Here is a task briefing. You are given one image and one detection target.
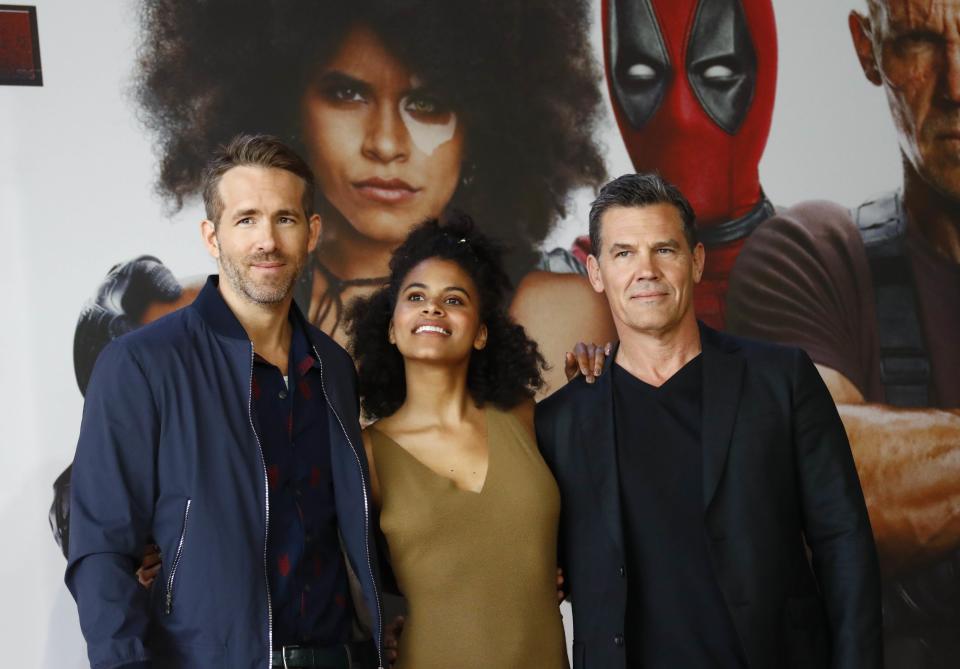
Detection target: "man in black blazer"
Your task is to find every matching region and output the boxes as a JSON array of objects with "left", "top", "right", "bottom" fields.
[{"left": 536, "top": 173, "right": 882, "bottom": 669}]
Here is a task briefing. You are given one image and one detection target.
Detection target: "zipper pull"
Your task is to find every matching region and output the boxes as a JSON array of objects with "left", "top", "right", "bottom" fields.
[{"left": 164, "top": 590, "right": 173, "bottom": 615}]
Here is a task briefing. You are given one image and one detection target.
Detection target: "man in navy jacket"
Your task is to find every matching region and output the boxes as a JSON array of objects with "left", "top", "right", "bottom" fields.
[{"left": 66, "top": 134, "right": 383, "bottom": 669}]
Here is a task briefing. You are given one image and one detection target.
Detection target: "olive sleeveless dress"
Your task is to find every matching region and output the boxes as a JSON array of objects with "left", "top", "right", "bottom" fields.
[{"left": 368, "top": 407, "right": 568, "bottom": 669}]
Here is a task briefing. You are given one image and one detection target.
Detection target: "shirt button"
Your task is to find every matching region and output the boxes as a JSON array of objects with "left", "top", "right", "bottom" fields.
[
  {"left": 304, "top": 584, "right": 312, "bottom": 593},
  {"left": 618, "top": 565, "right": 625, "bottom": 577},
  {"left": 614, "top": 634, "right": 625, "bottom": 647},
  {"left": 278, "top": 389, "right": 288, "bottom": 400}
]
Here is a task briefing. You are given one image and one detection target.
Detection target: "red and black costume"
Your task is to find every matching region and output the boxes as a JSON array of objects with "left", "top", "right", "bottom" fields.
[{"left": 588, "top": 0, "right": 778, "bottom": 329}]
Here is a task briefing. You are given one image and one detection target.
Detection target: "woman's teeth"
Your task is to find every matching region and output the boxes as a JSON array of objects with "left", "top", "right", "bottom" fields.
[{"left": 415, "top": 325, "right": 451, "bottom": 335}]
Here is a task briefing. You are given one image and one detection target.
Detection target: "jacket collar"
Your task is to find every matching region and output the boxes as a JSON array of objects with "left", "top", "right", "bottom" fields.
[
  {"left": 193, "top": 275, "right": 252, "bottom": 341},
  {"left": 583, "top": 338, "right": 622, "bottom": 553},
  {"left": 699, "top": 322, "right": 745, "bottom": 509},
  {"left": 193, "top": 275, "right": 320, "bottom": 365}
]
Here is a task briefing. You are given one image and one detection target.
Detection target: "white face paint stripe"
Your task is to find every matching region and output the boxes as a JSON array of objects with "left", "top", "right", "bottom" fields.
[{"left": 399, "top": 98, "right": 457, "bottom": 157}]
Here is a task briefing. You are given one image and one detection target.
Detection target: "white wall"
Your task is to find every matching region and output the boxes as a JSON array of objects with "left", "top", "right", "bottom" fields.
[
  {"left": 0, "top": 1, "right": 901, "bottom": 665},
  {"left": 0, "top": 2, "right": 207, "bottom": 665}
]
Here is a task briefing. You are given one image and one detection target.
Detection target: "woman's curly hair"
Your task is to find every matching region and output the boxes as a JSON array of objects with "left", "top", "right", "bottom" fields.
[
  {"left": 346, "top": 214, "right": 546, "bottom": 420},
  {"left": 135, "top": 0, "right": 605, "bottom": 278}
]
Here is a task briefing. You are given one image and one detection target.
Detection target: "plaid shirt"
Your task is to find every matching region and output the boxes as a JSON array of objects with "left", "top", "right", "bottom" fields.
[{"left": 251, "top": 317, "right": 353, "bottom": 648}]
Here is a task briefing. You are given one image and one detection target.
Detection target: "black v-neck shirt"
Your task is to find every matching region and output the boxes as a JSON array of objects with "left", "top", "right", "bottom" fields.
[{"left": 612, "top": 355, "right": 744, "bottom": 668}]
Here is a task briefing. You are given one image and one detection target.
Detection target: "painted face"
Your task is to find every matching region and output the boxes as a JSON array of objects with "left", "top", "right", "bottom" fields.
[
  {"left": 205, "top": 166, "right": 320, "bottom": 305},
  {"left": 301, "top": 24, "right": 466, "bottom": 245},
  {"left": 390, "top": 258, "right": 487, "bottom": 364},
  {"left": 868, "top": 0, "right": 960, "bottom": 200},
  {"left": 587, "top": 204, "right": 705, "bottom": 336},
  {"left": 603, "top": 0, "right": 777, "bottom": 224}
]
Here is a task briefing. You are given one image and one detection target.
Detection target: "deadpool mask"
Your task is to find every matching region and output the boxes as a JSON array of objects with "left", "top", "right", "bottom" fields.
[{"left": 604, "top": 0, "right": 777, "bottom": 225}]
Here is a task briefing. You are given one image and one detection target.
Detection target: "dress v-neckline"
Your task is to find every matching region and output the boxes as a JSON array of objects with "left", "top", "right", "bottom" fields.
[{"left": 371, "top": 409, "right": 493, "bottom": 496}]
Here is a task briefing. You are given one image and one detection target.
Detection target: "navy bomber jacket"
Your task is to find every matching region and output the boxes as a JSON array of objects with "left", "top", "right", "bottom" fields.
[{"left": 66, "top": 276, "right": 383, "bottom": 669}]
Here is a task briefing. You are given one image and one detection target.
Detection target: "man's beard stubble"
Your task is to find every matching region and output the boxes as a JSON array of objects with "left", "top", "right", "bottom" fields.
[{"left": 219, "top": 249, "right": 305, "bottom": 305}]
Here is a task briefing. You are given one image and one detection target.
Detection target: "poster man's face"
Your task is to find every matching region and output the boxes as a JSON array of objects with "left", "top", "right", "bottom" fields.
[
  {"left": 587, "top": 204, "right": 705, "bottom": 336},
  {"left": 852, "top": 0, "right": 960, "bottom": 200},
  {"left": 203, "top": 165, "right": 320, "bottom": 305},
  {"left": 301, "top": 24, "right": 466, "bottom": 246}
]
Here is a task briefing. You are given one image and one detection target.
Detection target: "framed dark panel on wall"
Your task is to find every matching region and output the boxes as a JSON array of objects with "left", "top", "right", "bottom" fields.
[{"left": 0, "top": 4, "right": 42, "bottom": 86}]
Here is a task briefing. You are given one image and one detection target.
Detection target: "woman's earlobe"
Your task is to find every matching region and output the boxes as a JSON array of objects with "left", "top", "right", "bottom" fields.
[{"left": 474, "top": 325, "right": 488, "bottom": 350}]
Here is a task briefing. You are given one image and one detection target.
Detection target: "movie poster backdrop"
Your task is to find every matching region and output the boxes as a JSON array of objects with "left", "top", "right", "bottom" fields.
[{"left": 2, "top": 0, "right": 955, "bottom": 667}]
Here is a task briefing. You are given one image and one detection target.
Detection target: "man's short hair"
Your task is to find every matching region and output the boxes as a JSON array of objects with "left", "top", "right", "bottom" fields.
[
  {"left": 588, "top": 172, "right": 698, "bottom": 255},
  {"left": 201, "top": 133, "right": 316, "bottom": 226}
]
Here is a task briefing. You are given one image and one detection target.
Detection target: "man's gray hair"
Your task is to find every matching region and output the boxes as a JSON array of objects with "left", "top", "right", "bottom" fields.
[{"left": 588, "top": 172, "right": 697, "bottom": 256}]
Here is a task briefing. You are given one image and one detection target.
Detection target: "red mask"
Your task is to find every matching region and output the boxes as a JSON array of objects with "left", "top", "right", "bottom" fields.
[{"left": 602, "top": 0, "right": 777, "bottom": 225}]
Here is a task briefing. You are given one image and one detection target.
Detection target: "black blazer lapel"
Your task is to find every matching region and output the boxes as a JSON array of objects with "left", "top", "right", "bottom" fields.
[
  {"left": 700, "top": 324, "right": 745, "bottom": 509},
  {"left": 583, "top": 344, "right": 624, "bottom": 554}
]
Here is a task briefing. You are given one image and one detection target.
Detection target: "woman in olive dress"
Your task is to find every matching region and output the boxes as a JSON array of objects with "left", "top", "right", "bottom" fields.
[{"left": 349, "top": 215, "right": 568, "bottom": 669}]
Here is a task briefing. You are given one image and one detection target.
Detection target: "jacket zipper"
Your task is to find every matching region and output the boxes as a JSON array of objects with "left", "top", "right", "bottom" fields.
[
  {"left": 163, "top": 498, "right": 192, "bottom": 615},
  {"left": 248, "top": 344, "right": 274, "bottom": 669},
  {"left": 314, "top": 347, "right": 384, "bottom": 669}
]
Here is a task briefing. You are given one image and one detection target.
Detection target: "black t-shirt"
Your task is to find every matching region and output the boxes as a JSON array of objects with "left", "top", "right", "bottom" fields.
[{"left": 613, "top": 356, "right": 743, "bottom": 668}]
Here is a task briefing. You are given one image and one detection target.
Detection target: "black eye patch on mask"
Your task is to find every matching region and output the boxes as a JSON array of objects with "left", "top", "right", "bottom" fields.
[
  {"left": 686, "top": 0, "right": 758, "bottom": 134},
  {"left": 608, "top": 0, "right": 670, "bottom": 129}
]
